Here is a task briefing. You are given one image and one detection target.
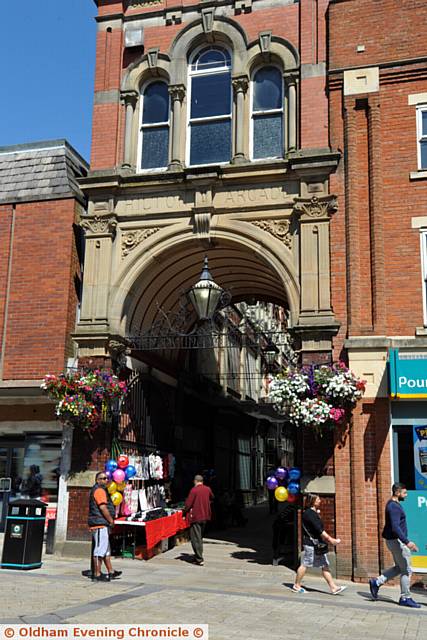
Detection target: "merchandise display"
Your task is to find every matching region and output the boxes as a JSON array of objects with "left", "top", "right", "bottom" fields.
[{"left": 106, "top": 450, "right": 185, "bottom": 559}]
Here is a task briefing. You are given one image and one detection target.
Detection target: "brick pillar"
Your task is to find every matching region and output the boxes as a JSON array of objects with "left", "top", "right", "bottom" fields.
[
  {"left": 334, "top": 424, "right": 353, "bottom": 578},
  {"left": 344, "top": 97, "right": 362, "bottom": 334},
  {"left": 367, "top": 95, "right": 386, "bottom": 334}
]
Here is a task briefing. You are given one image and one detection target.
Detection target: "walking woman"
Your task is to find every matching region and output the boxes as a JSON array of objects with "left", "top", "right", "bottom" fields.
[{"left": 292, "top": 493, "right": 346, "bottom": 595}]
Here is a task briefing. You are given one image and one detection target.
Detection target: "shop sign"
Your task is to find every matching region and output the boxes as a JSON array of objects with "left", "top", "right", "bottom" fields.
[
  {"left": 389, "top": 348, "right": 427, "bottom": 398},
  {"left": 405, "top": 491, "right": 427, "bottom": 572},
  {"left": 413, "top": 427, "right": 427, "bottom": 490}
]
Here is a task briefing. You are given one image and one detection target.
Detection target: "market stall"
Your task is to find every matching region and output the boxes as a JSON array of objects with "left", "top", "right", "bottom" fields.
[{"left": 103, "top": 452, "right": 189, "bottom": 560}]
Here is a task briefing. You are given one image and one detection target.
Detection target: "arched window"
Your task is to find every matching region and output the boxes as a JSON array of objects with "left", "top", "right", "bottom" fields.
[
  {"left": 251, "top": 66, "right": 283, "bottom": 160},
  {"left": 188, "top": 46, "right": 232, "bottom": 166},
  {"left": 139, "top": 81, "right": 170, "bottom": 170}
]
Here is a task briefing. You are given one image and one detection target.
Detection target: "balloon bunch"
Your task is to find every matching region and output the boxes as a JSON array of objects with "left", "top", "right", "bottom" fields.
[
  {"left": 266, "top": 467, "right": 301, "bottom": 503},
  {"left": 104, "top": 454, "right": 137, "bottom": 506}
]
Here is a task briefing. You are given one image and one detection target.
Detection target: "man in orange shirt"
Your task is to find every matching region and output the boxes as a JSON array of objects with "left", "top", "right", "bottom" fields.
[
  {"left": 184, "top": 475, "right": 214, "bottom": 566},
  {"left": 88, "top": 471, "right": 122, "bottom": 582}
]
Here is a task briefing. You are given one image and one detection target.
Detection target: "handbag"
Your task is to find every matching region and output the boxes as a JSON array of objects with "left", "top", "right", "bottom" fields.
[{"left": 302, "top": 522, "right": 329, "bottom": 556}]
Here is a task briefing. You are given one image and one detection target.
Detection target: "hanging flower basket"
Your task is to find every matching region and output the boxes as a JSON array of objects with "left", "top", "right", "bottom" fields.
[
  {"left": 41, "top": 369, "right": 127, "bottom": 432},
  {"left": 268, "top": 362, "right": 366, "bottom": 434}
]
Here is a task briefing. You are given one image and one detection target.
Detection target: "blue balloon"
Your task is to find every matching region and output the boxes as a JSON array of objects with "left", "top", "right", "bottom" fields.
[
  {"left": 287, "top": 482, "right": 300, "bottom": 495},
  {"left": 105, "top": 459, "right": 118, "bottom": 473},
  {"left": 125, "top": 464, "right": 137, "bottom": 479},
  {"left": 288, "top": 467, "right": 301, "bottom": 481}
]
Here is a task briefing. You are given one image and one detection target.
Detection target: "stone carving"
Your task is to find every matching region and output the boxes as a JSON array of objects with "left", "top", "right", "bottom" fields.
[
  {"left": 193, "top": 211, "right": 211, "bottom": 239},
  {"left": 232, "top": 76, "right": 249, "bottom": 94},
  {"left": 251, "top": 219, "right": 292, "bottom": 248},
  {"left": 294, "top": 196, "right": 338, "bottom": 219},
  {"left": 168, "top": 84, "right": 186, "bottom": 102},
  {"left": 201, "top": 7, "right": 215, "bottom": 34},
  {"left": 147, "top": 47, "right": 159, "bottom": 69},
  {"left": 122, "top": 228, "right": 161, "bottom": 257},
  {"left": 108, "top": 339, "right": 131, "bottom": 367},
  {"left": 259, "top": 31, "right": 272, "bottom": 54},
  {"left": 81, "top": 216, "right": 117, "bottom": 237}
]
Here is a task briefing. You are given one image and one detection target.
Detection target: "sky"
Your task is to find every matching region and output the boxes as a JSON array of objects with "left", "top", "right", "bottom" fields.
[{"left": 0, "top": 1, "right": 97, "bottom": 162}]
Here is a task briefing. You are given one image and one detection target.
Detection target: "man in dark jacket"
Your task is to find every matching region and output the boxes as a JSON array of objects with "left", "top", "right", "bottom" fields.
[
  {"left": 88, "top": 471, "right": 122, "bottom": 582},
  {"left": 184, "top": 475, "right": 214, "bottom": 566},
  {"left": 369, "top": 483, "right": 420, "bottom": 608}
]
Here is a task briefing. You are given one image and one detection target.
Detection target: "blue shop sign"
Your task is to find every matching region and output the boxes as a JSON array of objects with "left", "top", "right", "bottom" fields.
[{"left": 389, "top": 348, "right": 427, "bottom": 398}]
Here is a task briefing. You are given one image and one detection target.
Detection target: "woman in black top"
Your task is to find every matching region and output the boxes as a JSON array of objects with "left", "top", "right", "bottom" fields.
[{"left": 292, "top": 493, "right": 346, "bottom": 595}]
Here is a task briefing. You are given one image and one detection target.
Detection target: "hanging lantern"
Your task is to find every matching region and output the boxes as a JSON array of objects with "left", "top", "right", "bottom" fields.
[{"left": 187, "top": 257, "right": 224, "bottom": 321}]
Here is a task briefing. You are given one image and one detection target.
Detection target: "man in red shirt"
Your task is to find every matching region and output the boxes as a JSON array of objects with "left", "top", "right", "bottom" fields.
[{"left": 184, "top": 475, "right": 214, "bottom": 566}]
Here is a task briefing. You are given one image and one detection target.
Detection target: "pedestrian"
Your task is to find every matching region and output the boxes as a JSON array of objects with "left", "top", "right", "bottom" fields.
[
  {"left": 88, "top": 471, "right": 122, "bottom": 582},
  {"left": 183, "top": 474, "right": 214, "bottom": 566},
  {"left": 369, "top": 483, "right": 420, "bottom": 608},
  {"left": 292, "top": 493, "right": 346, "bottom": 595}
]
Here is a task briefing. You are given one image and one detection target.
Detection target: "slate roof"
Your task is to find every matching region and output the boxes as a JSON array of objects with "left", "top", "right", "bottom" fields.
[{"left": 0, "top": 139, "right": 89, "bottom": 205}]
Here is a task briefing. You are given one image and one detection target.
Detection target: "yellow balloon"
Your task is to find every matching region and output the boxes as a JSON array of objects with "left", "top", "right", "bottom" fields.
[
  {"left": 107, "top": 481, "right": 117, "bottom": 495},
  {"left": 111, "top": 491, "right": 123, "bottom": 506},
  {"left": 116, "top": 481, "right": 127, "bottom": 491},
  {"left": 275, "top": 486, "right": 288, "bottom": 502}
]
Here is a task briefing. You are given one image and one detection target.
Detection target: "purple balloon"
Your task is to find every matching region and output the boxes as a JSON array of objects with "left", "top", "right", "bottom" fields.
[
  {"left": 266, "top": 476, "right": 279, "bottom": 490},
  {"left": 275, "top": 467, "right": 288, "bottom": 481}
]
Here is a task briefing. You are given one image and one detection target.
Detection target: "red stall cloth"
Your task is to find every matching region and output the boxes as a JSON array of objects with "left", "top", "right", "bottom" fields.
[{"left": 145, "top": 511, "right": 189, "bottom": 549}]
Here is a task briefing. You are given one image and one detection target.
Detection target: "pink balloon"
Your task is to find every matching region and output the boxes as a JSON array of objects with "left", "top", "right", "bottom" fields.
[{"left": 112, "top": 469, "right": 125, "bottom": 483}]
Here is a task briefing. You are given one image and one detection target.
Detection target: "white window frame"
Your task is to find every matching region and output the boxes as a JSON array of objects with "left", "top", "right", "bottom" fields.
[
  {"left": 186, "top": 45, "right": 233, "bottom": 168},
  {"left": 420, "top": 230, "right": 427, "bottom": 325},
  {"left": 137, "top": 79, "right": 170, "bottom": 173},
  {"left": 416, "top": 105, "right": 427, "bottom": 171},
  {"left": 250, "top": 64, "right": 284, "bottom": 161}
]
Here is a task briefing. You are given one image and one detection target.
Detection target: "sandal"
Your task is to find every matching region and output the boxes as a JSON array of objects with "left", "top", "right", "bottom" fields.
[
  {"left": 331, "top": 586, "right": 347, "bottom": 595},
  {"left": 291, "top": 585, "right": 306, "bottom": 593}
]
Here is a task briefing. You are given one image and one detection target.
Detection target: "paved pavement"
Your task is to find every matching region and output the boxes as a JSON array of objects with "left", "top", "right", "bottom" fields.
[{"left": 0, "top": 505, "right": 426, "bottom": 640}]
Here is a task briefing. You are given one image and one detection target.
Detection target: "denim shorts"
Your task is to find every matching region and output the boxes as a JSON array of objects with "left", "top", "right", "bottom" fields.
[{"left": 302, "top": 544, "right": 329, "bottom": 568}]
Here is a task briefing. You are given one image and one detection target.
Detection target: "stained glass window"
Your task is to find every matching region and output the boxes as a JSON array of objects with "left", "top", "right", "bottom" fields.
[
  {"left": 252, "top": 66, "right": 284, "bottom": 160},
  {"left": 188, "top": 46, "right": 232, "bottom": 166},
  {"left": 140, "top": 81, "right": 170, "bottom": 170}
]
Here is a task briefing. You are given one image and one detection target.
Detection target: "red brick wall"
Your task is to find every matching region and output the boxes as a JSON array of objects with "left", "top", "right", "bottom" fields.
[
  {"left": 67, "top": 422, "right": 113, "bottom": 541},
  {"left": 90, "top": 0, "right": 329, "bottom": 169},
  {"left": 0, "top": 204, "right": 13, "bottom": 362},
  {"left": 1, "top": 198, "right": 80, "bottom": 380},
  {"left": 328, "top": 0, "right": 427, "bottom": 71},
  {"left": 328, "top": 0, "right": 427, "bottom": 579}
]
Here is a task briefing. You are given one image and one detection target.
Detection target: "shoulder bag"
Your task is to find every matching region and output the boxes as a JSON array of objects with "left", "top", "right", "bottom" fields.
[{"left": 302, "top": 522, "right": 329, "bottom": 556}]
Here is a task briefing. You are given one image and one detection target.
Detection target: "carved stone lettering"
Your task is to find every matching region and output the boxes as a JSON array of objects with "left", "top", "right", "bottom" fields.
[
  {"left": 122, "top": 228, "right": 161, "bottom": 257},
  {"left": 217, "top": 186, "right": 291, "bottom": 207}
]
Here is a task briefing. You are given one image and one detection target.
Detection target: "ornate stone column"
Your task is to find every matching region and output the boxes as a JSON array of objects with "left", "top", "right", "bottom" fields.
[
  {"left": 232, "top": 75, "right": 249, "bottom": 163},
  {"left": 168, "top": 84, "right": 186, "bottom": 169},
  {"left": 285, "top": 72, "right": 298, "bottom": 152},
  {"left": 294, "top": 195, "right": 337, "bottom": 320},
  {"left": 121, "top": 91, "right": 138, "bottom": 168},
  {"left": 79, "top": 209, "right": 117, "bottom": 326}
]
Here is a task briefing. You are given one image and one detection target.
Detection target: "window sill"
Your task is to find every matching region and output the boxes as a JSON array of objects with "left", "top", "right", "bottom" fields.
[
  {"left": 409, "top": 170, "right": 427, "bottom": 180},
  {"left": 415, "top": 326, "right": 427, "bottom": 336}
]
